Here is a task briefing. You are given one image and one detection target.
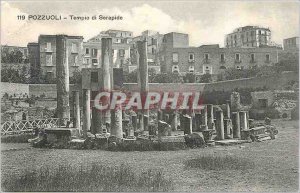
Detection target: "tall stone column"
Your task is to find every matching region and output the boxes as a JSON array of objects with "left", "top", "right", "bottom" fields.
[
  {"left": 131, "top": 114, "right": 138, "bottom": 132},
  {"left": 239, "top": 111, "right": 248, "bottom": 130},
  {"left": 215, "top": 110, "right": 224, "bottom": 140},
  {"left": 230, "top": 92, "right": 241, "bottom": 112},
  {"left": 200, "top": 106, "right": 208, "bottom": 131},
  {"left": 111, "top": 107, "right": 123, "bottom": 138},
  {"left": 73, "top": 91, "right": 80, "bottom": 129},
  {"left": 194, "top": 113, "right": 202, "bottom": 131},
  {"left": 224, "top": 119, "right": 233, "bottom": 139},
  {"left": 56, "top": 35, "right": 70, "bottom": 125},
  {"left": 82, "top": 89, "right": 91, "bottom": 138},
  {"left": 182, "top": 114, "right": 192, "bottom": 135},
  {"left": 170, "top": 111, "right": 178, "bottom": 131},
  {"left": 226, "top": 100, "right": 231, "bottom": 119},
  {"left": 137, "top": 41, "right": 149, "bottom": 132},
  {"left": 207, "top": 104, "right": 214, "bottom": 130},
  {"left": 232, "top": 112, "right": 241, "bottom": 138},
  {"left": 157, "top": 110, "right": 163, "bottom": 121},
  {"left": 92, "top": 106, "right": 102, "bottom": 134},
  {"left": 101, "top": 38, "right": 112, "bottom": 125}
]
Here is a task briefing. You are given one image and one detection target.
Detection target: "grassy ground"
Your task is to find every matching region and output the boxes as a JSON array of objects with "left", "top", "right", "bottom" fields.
[{"left": 1, "top": 119, "right": 298, "bottom": 192}]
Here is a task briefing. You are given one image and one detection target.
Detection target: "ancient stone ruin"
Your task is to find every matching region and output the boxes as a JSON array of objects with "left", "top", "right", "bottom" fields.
[{"left": 29, "top": 38, "right": 279, "bottom": 150}]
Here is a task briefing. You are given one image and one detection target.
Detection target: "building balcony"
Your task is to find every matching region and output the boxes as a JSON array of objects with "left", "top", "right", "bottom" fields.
[
  {"left": 188, "top": 59, "right": 195, "bottom": 63},
  {"left": 265, "top": 60, "right": 271, "bottom": 63},
  {"left": 71, "top": 50, "right": 78, "bottom": 54},
  {"left": 172, "top": 60, "right": 179, "bottom": 64}
]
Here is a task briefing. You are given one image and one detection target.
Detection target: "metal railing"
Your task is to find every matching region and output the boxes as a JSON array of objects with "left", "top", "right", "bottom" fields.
[{"left": 1, "top": 118, "right": 60, "bottom": 135}]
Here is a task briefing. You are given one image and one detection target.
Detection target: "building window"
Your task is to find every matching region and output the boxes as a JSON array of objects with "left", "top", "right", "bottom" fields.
[
  {"left": 250, "top": 53, "right": 255, "bottom": 63},
  {"left": 266, "top": 54, "right": 270, "bottom": 62},
  {"left": 220, "top": 53, "right": 225, "bottom": 63},
  {"left": 235, "top": 53, "right": 240, "bottom": 62},
  {"left": 46, "top": 42, "right": 51, "bottom": 52},
  {"left": 92, "top": 49, "right": 98, "bottom": 57},
  {"left": 189, "top": 66, "right": 194, "bottom": 73},
  {"left": 92, "top": 59, "right": 98, "bottom": 65},
  {"left": 91, "top": 72, "right": 98, "bottom": 82},
  {"left": 204, "top": 53, "right": 209, "bottom": 63},
  {"left": 204, "top": 53, "right": 209, "bottom": 60},
  {"left": 85, "top": 48, "right": 89, "bottom": 54},
  {"left": 46, "top": 54, "right": 52, "bottom": 66},
  {"left": 71, "top": 43, "right": 77, "bottom": 53},
  {"left": 152, "top": 48, "right": 155, "bottom": 54},
  {"left": 119, "top": 49, "right": 125, "bottom": 57},
  {"left": 189, "top": 53, "right": 194, "bottom": 62},
  {"left": 73, "top": 55, "right": 78, "bottom": 66},
  {"left": 172, "top": 53, "right": 178, "bottom": 63},
  {"left": 172, "top": 65, "right": 179, "bottom": 73},
  {"left": 85, "top": 58, "right": 90, "bottom": 64}
]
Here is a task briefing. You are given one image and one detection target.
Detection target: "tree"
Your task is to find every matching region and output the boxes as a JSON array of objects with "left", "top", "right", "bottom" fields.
[
  {"left": 199, "top": 73, "right": 212, "bottom": 83},
  {"left": 124, "top": 69, "right": 138, "bottom": 83}
]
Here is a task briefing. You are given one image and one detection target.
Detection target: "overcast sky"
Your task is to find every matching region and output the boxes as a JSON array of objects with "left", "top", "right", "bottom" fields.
[{"left": 1, "top": 0, "right": 299, "bottom": 47}]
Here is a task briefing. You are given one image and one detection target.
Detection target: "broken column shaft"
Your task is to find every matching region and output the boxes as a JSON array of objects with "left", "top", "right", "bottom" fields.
[
  {"left": 200, "top": 106, "right": 208, "bottom": 131},
  {"left": 215, "top": 110, "right": 225, "bottom": 140},
  {"left": 239, "top": 111, "right": 248, "bottom": 130},
  {"left": 56, "top": 35, "right": 70, "bottom": 125},
  {"left": 92, "top": 106, "right": 102, "bottom": 134},
  {"left": 111, "top": 107, "right": 123, "bottom": 138},
  {"left": 207, "top": 104, "right": 214, "bottom": 130},
  {"left": 232, "top": 112, "right": 241, "bottom": 138}
]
